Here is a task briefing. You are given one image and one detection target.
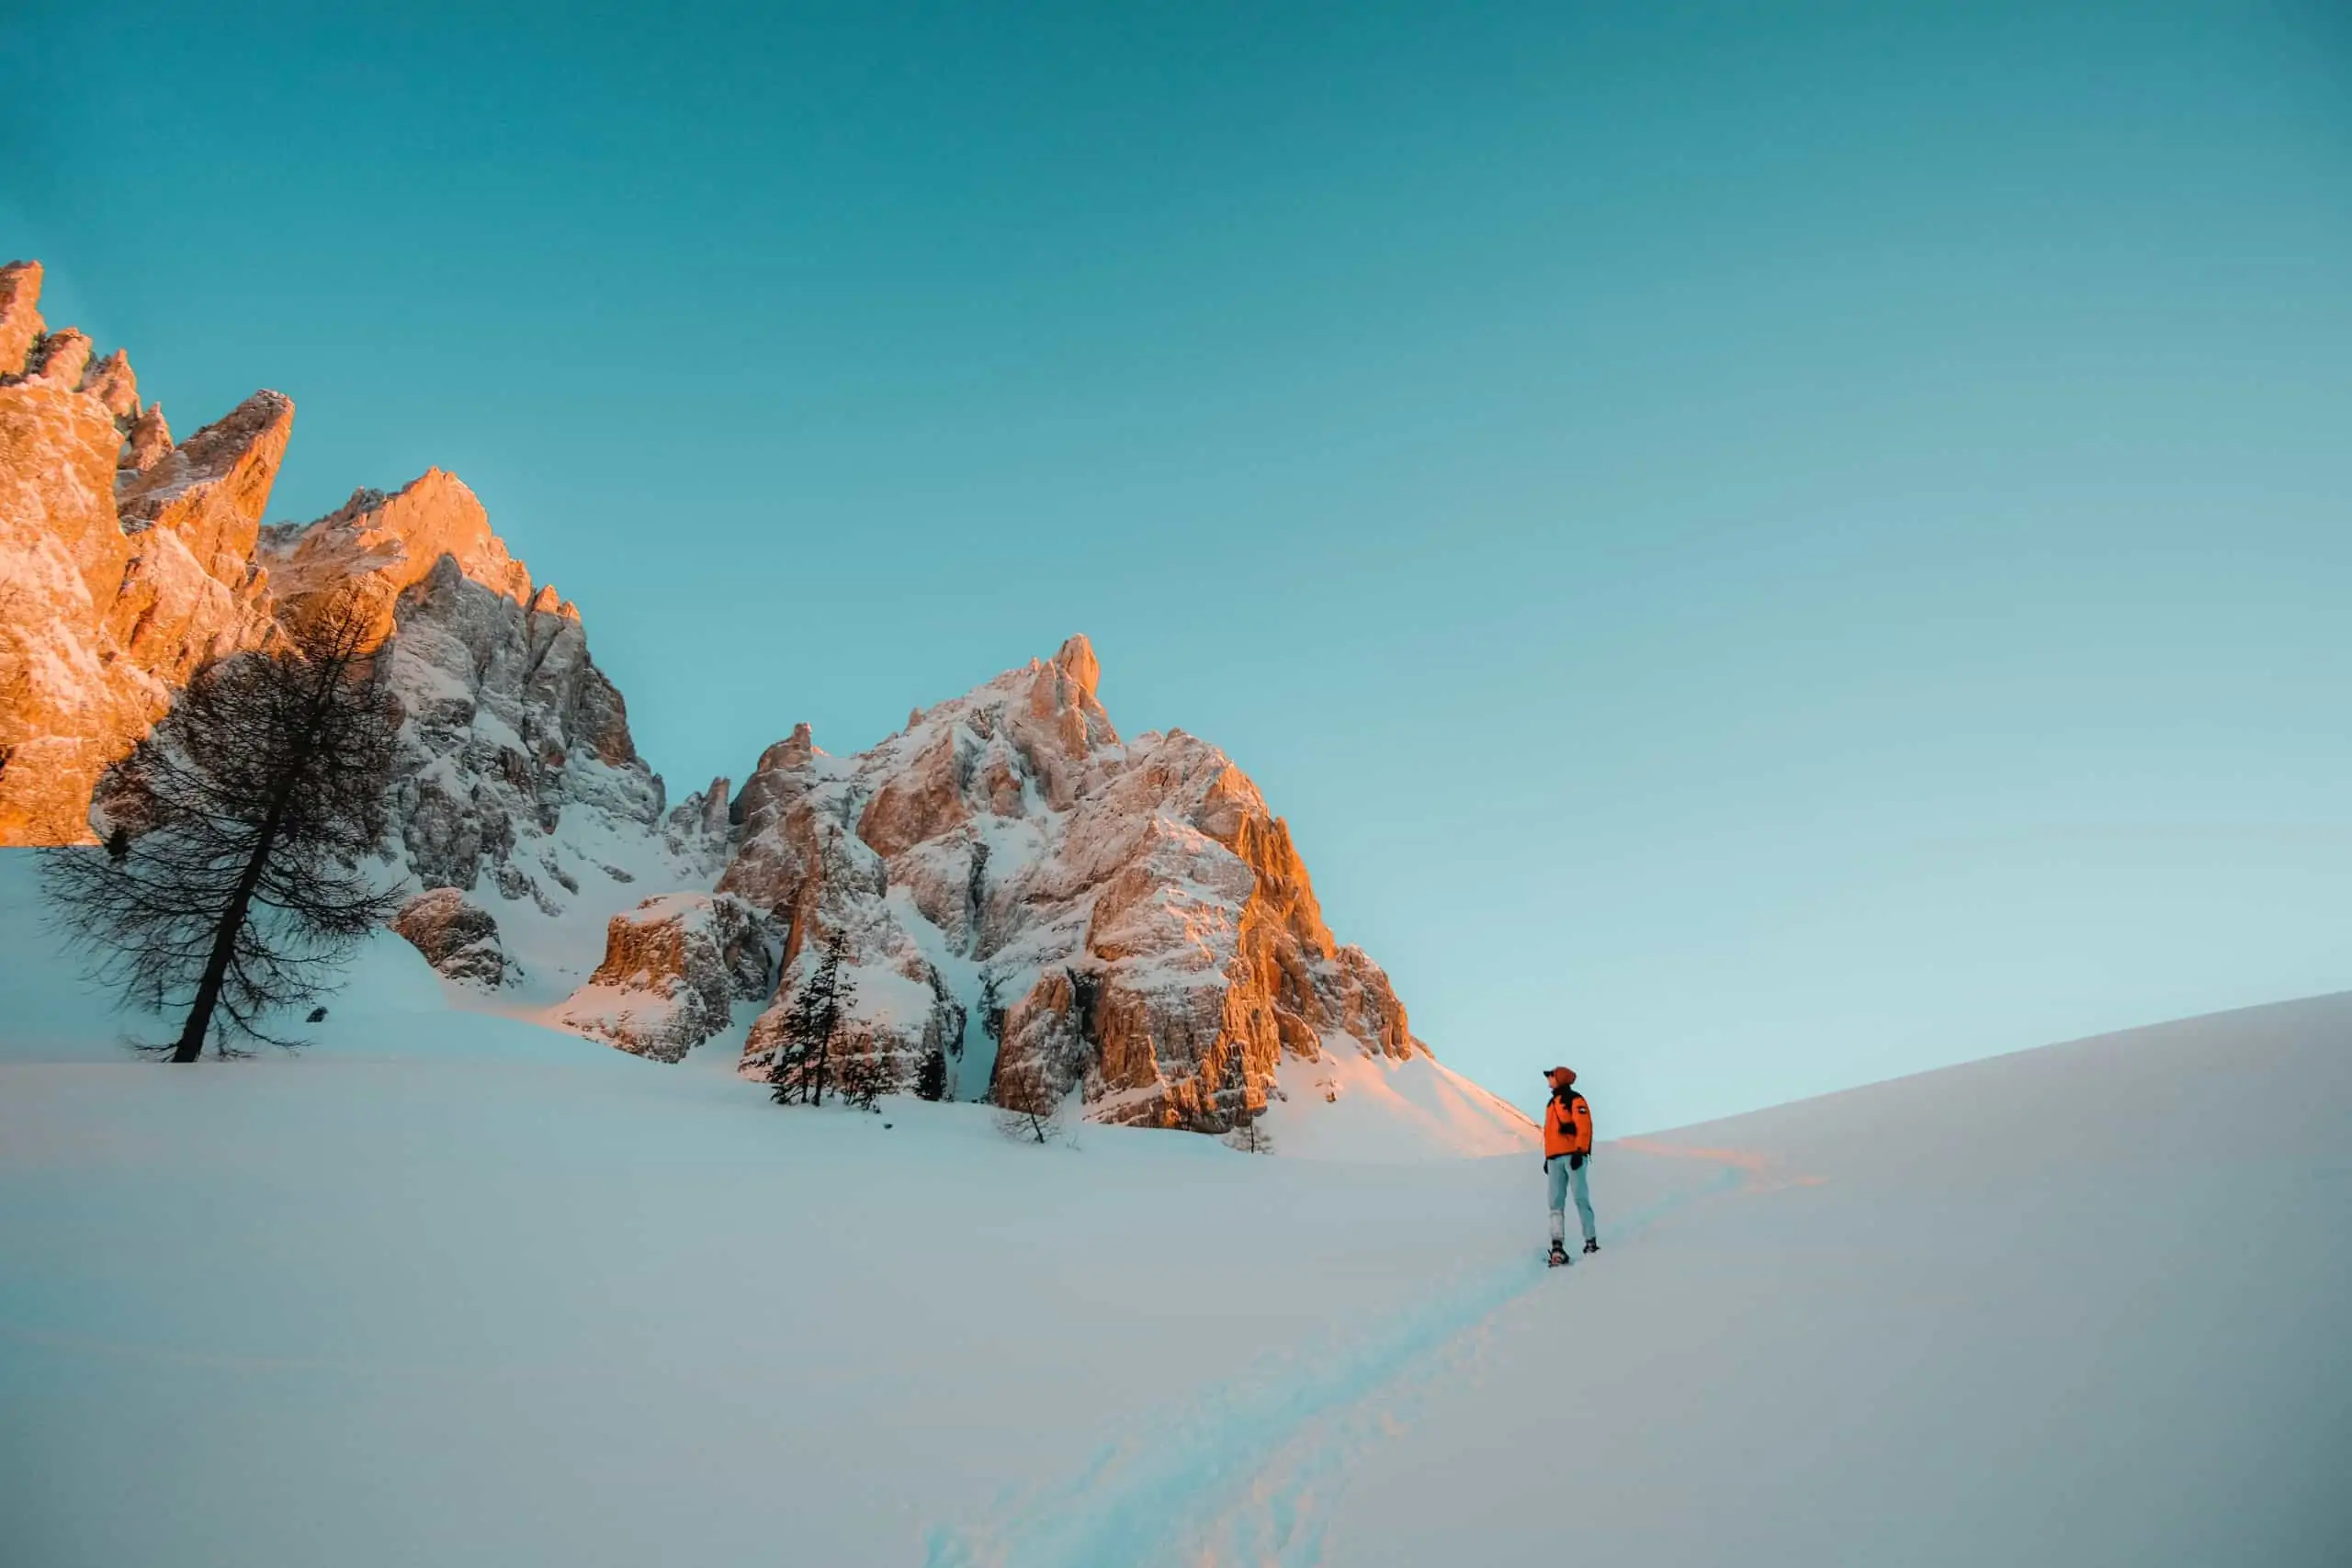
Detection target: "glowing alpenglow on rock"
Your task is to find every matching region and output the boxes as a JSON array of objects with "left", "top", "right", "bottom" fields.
[
  {"left": 0, "top": 257, "right": 1527, "bottom": 1150},
  {"left": 1, "top": 261, "right": 292, "bottom": 841},
  {"left": 706, "top": 634, "right": 1476, "bottom": 1134}
]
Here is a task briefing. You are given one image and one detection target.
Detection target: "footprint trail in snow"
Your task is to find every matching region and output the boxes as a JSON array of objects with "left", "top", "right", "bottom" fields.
[{"left": 923, "top": 1145, "right": 1781, "bottom": 1568}]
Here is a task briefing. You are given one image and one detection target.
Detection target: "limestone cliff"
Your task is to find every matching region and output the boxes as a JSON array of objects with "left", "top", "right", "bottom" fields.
[
  {"left": 712, "top": 636, "right": 1423, "bottom": 1132},
  {"left": 558, "top": 893, "right": 775, "bottom": 1062},
  {"left": 0, "top": 260, "right": 289, "bottom": 842},
  {"left": 0, "top": 258, "right": 1502, "bottom": 1150},
  {"left": 0, "top": 261, "right": 675, "bottom": 993},
  {"left": 258, "top": 471, "right": 663, "bottom": 934}
]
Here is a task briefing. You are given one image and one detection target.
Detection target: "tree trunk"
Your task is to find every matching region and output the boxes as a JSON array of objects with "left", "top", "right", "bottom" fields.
[{"left": 169, "top": 789, "right": 290, "bottom": 1062}]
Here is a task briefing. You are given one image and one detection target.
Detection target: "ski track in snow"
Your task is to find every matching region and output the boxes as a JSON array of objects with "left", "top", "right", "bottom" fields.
[{"left": 923, "top": 1145, "right": 1789, "bottom": 1568}]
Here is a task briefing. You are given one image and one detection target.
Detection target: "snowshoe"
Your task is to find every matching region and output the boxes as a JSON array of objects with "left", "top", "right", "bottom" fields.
[
  {"left": 1547, "top": 1244, "right": 1572, "bottom": 1269},
  {"left": 1584, "top": 1237, "right": 1600, "bottom": 1255}
]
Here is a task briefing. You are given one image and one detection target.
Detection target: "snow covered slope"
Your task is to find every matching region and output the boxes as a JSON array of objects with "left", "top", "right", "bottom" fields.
[
  {"left": 1222, "top": 999, "right": 2352, "bottom": 1568},
  {"left": 3, "top": 853, "right": 2342, "bottom": 1568},
  {"left": 1261, "top": 1043, "right": 1536, "bottom": 1160}
]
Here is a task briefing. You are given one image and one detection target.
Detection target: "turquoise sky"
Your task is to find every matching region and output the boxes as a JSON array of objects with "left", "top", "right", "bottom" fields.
[{"left": 9, "top": 1, "right": 2349, "bottom": 1132}]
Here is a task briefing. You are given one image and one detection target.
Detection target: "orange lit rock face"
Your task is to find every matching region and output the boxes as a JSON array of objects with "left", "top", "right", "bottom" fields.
[
  {"left": 0, "top": 381, "right": 149, "bottom": 841},
  {"left": 123, "top": 404, "right": 172, "bottom": 474},
  {"left": 80, "top": 350, "right": 140, "bottom": 422},
  {"left": 558, "top": 893, "right": 775, "bottom": 1063},
  {"left": 1, "top": 259, "right": 1429, "bottom": 1122},
  {"left": 252, "top": 472, "right": 661, "bottom": 912},
  {"left": 723, "top": 635, "right": 1423, "bottom": 1131},
  {"left": 0, "top": 262, "right": 647, "bottom": 904},
  {"left": 106, "top": 390, "right": 292, "bottom": 689},
  {"left": 0, "top": 262, "right": 46, "bottom": 377},
  {"left": 117, "top": 390, "right": 291, "bottom": 555},
  {"left": 0, "top": 261, "right": 293, "bottom": 842},
  {"left": 262, "top": 468, "right": 536, "bottom": 643}
]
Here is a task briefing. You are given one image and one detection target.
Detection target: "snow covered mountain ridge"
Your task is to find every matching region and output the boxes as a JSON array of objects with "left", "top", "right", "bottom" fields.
[
  {"left": 695, "top": 632, "right": 1502, "bottom": 1135},
  {"left": 0, "top": 257, "right": 1529, "bottom": 1150}
]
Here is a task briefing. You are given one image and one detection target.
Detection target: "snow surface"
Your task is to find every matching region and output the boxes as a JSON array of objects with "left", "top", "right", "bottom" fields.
[
  {"left": 1261, "top": 1035, "right": 1537, "bottom": 1161},
  {"left": 2, "top": 848, "right": 2345, "bottom": 1567}
]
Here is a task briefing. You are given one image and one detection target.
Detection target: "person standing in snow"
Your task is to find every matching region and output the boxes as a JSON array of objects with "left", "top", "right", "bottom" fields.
[{"left": 1543, "top": 1067, "right": 1598, "bottom": 1266}]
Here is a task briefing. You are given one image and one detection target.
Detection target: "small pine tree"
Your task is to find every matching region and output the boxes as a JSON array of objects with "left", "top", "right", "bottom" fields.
[
  {"left": 1219, "top": 1037, "right": 1272, "bottom": 1154},
  {"left": 915, "top": 1044, "right": 948, "bottom": 1101},
  {"left": 767, "top": 929, "right": 857, "bottom": 1107},
  {"left": 839, "top": 1038, "right": 900, "bottom": 1111},
  {"left": 1227, "top": 1089, "right": 1272, "bottom": 1155}
]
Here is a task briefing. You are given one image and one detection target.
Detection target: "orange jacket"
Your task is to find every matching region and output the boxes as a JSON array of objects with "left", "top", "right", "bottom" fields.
[{"left": 1544, "top": 1092, "right": 1592, "bottom": 1159}]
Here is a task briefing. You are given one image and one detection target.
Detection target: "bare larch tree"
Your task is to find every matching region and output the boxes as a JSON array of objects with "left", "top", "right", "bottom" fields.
[
  {"left": 42, "top": 591, "right": 401, "bottom": 1061},
  {"left": 990, "top": 965, "right": 1096, "bottom": 1145}
]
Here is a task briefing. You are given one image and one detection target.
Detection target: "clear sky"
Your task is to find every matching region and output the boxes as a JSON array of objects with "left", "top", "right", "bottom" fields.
[{"left": 8, "top": 1, "right": 2349, "bottom": 1133}]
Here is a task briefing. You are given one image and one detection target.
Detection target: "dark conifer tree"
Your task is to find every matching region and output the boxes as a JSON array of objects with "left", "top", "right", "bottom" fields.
[
  {"left": 42, "top": 590, "right": 402, "bottom": 1061},
  {"left": 914, "top": 1044, "right": 948, "bottom": 1102},
  {"left": 1222, "top": 1039, "right": 1271, "bottom": 1154},
  {"left": 767, "top": 929, "right": 856, "bottom": 1106},
  {"left": 839, "top": 1035, "right": 901, "bottom": 1111}
]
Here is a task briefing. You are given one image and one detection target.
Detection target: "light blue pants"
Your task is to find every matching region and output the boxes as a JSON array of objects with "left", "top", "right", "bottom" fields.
[{"left": 1548, "top": 1156, "right": 1596, "bottom": 1246}]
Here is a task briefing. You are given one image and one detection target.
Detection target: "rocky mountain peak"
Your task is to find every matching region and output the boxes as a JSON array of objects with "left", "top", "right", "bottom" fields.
[
  {"left": 0, "top": 261, "right": 671, "bottom": 992},
  {"left": 677, "top": 636, "right": 1425, "bottom": 1132},
  {"left": 79, "top": 349, "right": 140, "bottom": 422},
  {"left": 123, "top": 404, "right": 172, "bottom": 474},
  {"left": 0, "top": 260, "right": 44, "bottom": 374},
  {"left": 1, "top": 273, "right": 291, "bottom": 842},
  {"left": 262, "top": 468, "right": 534, "bottom": 631},
  {"left": 1, "top": 260, "right": 1495, "bottom": 1153},
  {"left": 27, "top": 328, "right": 93, "bottom": 389},
  {"left": 116, "top": 390, "right": 294, "bottom": 568},
  {"left": 1052, "top": 632, "right": 1100, "bottom": 697}
]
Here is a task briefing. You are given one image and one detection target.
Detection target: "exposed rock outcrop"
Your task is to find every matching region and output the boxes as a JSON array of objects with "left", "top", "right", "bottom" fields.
[
  {"left": 122, "top": 403, "right": 172, "bottom": 474},
  {"left": 663, "top": 773, "right": 734, "bottom": 873},
  {"left": 80, "top": 349, "right": 140, "bottom": 422},
  {"left": 258, "top": 470, "right": 664, "bottom": 919},
  {"left": 0, "top": 259, "right": 289, "bottom": 842},
  {"left": 1, "top": 260, "right": 1474, "bottom": 1147},
  {"left": 0, "top": 263, "right": 665, "bottom": 934},
  {"left": 263, "top": 468, "right": 534, "bottom": 637},
  {"left": 558, "top": 892, "right": 774, "bottom": 1062},
  {"left": 392, "top": 887, "right": 509, "bottom": 987},
  {"left": 718, "top": 636, "right": 1424, "bottom": 1131},
  {"left": 0, "top": 261, "right": 46, "bottom": 376},
  {"left": 27, "top": 327, "right": 93, "bottom": 389},
  {"left": 105, "top": 390, "right": 290, "bottom": 690}
]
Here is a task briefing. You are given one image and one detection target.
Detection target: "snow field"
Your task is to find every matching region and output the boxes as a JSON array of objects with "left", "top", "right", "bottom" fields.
[{"left": 3, "top": 850, "right": 2346, "bottom": 1566}]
